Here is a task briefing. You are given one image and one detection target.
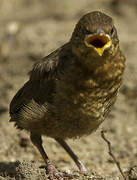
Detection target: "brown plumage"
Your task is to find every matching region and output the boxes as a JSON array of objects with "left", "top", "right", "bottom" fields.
[{"left": 9, "top": 11, "right": 125, "bottom": 179}]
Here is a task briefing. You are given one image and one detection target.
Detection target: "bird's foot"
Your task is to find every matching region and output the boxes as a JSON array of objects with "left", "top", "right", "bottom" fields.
[
  {"left": 47, "top": 163, "right": 73, "bottom": 180},
  {"left": 80, "top": 168, "right": 88, "bottom": 176},
  {"left": 77, "top": 160, "right": 88, "bottom": 176}
]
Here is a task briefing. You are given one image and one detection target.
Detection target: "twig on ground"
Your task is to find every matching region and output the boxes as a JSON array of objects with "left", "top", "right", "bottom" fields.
[{"left": 101, "top": 130, "right": 126, "bottom": 180}]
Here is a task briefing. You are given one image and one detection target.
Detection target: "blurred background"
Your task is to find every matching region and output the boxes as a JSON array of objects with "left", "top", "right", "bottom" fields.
[{"left": 0, "top": 0, "right": 137, "bottom": 179}]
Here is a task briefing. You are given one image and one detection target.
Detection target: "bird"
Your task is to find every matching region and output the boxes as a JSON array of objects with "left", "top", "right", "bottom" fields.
[{"left": 9, "top": 11, "right": 125, "bottom": 180}]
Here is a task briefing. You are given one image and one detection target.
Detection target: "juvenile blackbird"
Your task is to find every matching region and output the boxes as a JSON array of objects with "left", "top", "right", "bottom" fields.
[{"left": 9, "top": 11, "right": 125, "bottom": 179}]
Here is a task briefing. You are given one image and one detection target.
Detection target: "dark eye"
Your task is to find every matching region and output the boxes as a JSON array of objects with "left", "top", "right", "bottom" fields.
[
  {"left": 84, "top": 28, "right": 91, "bottom": 35},
  {"left": 110, "top": 27, "right": 114, "bottom": 35}
]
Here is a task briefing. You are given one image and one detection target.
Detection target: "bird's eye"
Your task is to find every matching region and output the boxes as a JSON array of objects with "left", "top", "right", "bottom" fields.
[
  {"left": 84, "top": 29, "right": 91, "bottom": 35},
  {"left": 110, "top": 27, "right": 114, "bottom": 35}
]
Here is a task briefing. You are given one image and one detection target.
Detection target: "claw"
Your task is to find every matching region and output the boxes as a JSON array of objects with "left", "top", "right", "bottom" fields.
[{"left": 47, "top": 163, "right": 73, "bottom": 180}]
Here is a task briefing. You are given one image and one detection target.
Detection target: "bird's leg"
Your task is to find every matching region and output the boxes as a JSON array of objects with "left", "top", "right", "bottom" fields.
[
  {"left": 30, "top": 133, "right": 73, "bottom": 180},
  {"left": 55, "top": 138, "right": 87, "bottom": 175}
]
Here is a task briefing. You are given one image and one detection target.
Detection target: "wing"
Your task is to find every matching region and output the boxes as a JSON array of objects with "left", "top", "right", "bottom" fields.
[
  {"left": 29, "top": 43, "right": 72, "bottom": 82},
  {"left": 9, "top": 80, "right": 35, "bottom": 124},
  {"left": 9, "top": 43, "right": 73, "bottom": 122}
]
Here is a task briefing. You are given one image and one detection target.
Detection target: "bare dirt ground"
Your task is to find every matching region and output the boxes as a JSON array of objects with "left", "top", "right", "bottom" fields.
[{"left": 0, "top": 0, "right": 137, "bottom": 179}]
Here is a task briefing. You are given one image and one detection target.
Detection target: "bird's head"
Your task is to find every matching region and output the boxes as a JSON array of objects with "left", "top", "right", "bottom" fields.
[{"left": 71, "top": 11, "right": 119, "bottom": 63}]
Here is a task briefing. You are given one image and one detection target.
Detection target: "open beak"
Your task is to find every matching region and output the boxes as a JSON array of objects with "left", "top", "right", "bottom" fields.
[{"left": 84, "top": 31, "right": 111, "bottom": 56}]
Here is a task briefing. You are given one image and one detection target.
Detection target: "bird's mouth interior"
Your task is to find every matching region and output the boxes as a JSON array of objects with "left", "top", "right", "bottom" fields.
[{"left": 85, "top": 34, "right": 111, "bottom": 56}]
